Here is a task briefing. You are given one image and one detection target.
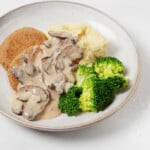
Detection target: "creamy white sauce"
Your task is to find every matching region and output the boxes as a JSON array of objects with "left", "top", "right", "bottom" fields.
[{"left": 11, "top": 32, "right": 83, "bottom": 121}]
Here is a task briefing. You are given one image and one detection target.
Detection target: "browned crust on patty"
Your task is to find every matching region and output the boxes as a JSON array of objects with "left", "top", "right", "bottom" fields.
[{"left": 0, "top": 27, "right": 47, "bottom": 70}]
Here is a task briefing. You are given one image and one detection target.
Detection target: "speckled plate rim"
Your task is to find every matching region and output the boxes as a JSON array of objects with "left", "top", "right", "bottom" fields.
[{"left": 0, "top": 1, "right": 141, "bottom": 132}]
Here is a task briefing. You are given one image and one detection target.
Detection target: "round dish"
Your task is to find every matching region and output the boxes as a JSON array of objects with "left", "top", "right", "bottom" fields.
[{"left": 0, "top": 1, "right": 140, "bottom": 131}]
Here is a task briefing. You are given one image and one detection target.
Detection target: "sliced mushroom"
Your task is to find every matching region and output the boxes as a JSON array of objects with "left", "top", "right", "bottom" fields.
[
  {"left": 24, "top": 63, "right": 37, "bottom": 76},
  {"left": 31, "top": 46, "right": 42, "bottom": 59},
  {"left": 29, "top": 94, "right": 41, "bottom": 103},
  {"left": 23, "top": 101, "right": 47, "bottom": 120},
  {"left": 12, "top": 67, "right": 25, "bottom": 84},
  {"left": 48, "top": 38, "right": 61, "bottom": 53},
  {"left": 42, "top": 56, "right": 54, "bottom": 75},
  {"left": 18, "top": 85, "right": 50, "bottom": 101},
  {"left": 48, "top": 31, "right": 78, "bottom": 45},
  {"left": 64, "top": 45, "right": 83, "bottom": 62},
  {"left": 48, "top": 31, "right": 73, "bottom": 39},
  {"left": 43, "top": 40, "right": 52, "bottom": 48},
  {"left": 42, "top": 37, "right": 80, "bottom": 74},
  {"left": 12, "top": 65, "right": 42, "bottom": 88},
  {"left": 56, "top": 45, "right": 83, "bottom": 64},
  {"left": 55, "top": 58, "right": 65, "bottom": 72},
  {"left": 32, "top": 87, "right": 49, "bottom": 102},
  {"left": 54, "top": 45, "right": 83, "bottom": 82},
  {"left": 17, "top": 91, "right": 31, "bottom": 102},
  {"left": 51, "top": 74, "right": 66, "bottom": 94},
  {"left": 59, "top": 38, "right": 74, "bottom": 50},
  {"left": 13, "top": 85, "right": 50, "bottom": 120}
]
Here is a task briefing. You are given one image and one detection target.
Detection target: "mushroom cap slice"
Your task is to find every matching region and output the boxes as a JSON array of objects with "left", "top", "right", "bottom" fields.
[
  {"left": 48, "top": 31, "right": 74, "bottom": 39},
  {"left": 15, "top": 85, "right": 50, "bottom": 120},
  {"left": 56, "top": 45, "right": 83, "bottom": 64},
  {"left": 17, "top": 85, "right": 50, "bottom": 101}
]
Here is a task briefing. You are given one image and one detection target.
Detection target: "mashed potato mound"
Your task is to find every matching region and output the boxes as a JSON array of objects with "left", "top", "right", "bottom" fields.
[{"left": 48, "top": 23, "right": 108, "bottom": 65}]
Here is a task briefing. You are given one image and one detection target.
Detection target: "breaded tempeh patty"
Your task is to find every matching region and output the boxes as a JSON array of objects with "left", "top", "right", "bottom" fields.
[{"left": 0, "top": 27, "right": 47, "bottom": 70}]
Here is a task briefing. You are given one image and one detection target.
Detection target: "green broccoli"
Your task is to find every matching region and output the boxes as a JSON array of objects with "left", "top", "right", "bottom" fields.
[
  {"left": 76, "top": 64, "right": 97, "bottom": 86},
  {"left": 103, "top": 74, "right": 128, "bottom": 92},
  {"left": 59, "top": 57, "right": 128, "bottom": 116},
  {"left": 79, "top": 76, "right": 113, "bottom": 112},
  {"left": 59, "top": 86, "right": 82, "bottom": 116},
  {"left": 93, "top": 57, "right": 125, "bottom": 78}
]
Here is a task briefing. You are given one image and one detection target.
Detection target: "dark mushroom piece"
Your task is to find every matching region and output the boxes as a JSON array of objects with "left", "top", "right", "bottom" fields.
[
  {"left": 56, "top": 45, "right": 83, "bottom": 64},
  {"left": 54, "top": 45, "right": 83, "bottom": 83},
  {"left": 48, "top": 31, "right": 78, "bottom": 45},
  {"left": 48, "top": 31, "right": 73, "bottom": 39}
]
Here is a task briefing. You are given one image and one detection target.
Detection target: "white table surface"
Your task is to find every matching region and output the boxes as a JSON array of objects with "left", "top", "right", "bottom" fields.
[{"left": 0, "top": 0, "right": 149, "bottom": 150}]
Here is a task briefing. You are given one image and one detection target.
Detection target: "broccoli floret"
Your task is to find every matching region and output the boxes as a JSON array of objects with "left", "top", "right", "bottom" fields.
[
  {"left": 59, "top": 86, "right": 82, "bottom": 116},
  {"left": 79, "top": 76, "right": 113, "bottom": 112},
  {"left": 93, "top": 56, "right": 128, "bottom": 91},
  {"left": 103, "top": 74, "right": 128, "bottom": 92},
  {"left": 76, "top": 64, "right": 97, "bottom": 86},
  {"left": 93, "top": 57, "right": 125, "bottom": 78}
]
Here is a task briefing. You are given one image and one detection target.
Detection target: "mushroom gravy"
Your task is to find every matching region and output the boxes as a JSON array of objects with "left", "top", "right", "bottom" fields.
[{"left": 11, "top": 31, "right": 83, "bottom": 120}]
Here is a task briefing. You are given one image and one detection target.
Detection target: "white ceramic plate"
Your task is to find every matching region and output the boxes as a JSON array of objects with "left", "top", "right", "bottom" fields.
[{"left": 0, "top": 1, "right": 140, "bottom": 131}]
